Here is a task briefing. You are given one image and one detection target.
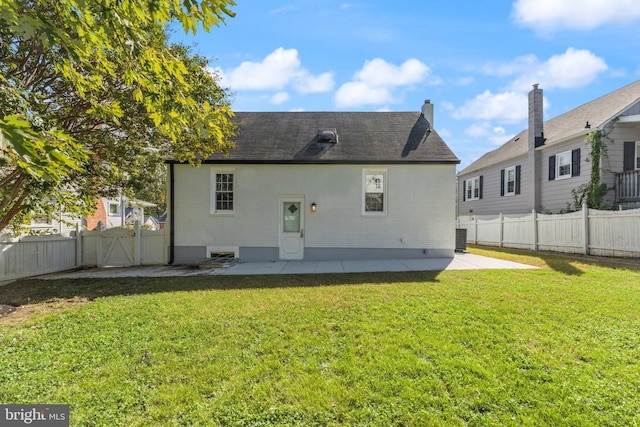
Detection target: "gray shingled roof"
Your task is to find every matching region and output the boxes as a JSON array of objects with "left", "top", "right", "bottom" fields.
[
  {"left": 460, "top": 80, "right": 640, "bottom": 175},
  {"left": 205, "top": 112, "right": 459, "bottom": 164}
]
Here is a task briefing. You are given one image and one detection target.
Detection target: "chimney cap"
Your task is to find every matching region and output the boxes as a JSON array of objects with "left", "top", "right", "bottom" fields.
[
  {"left": 532, "top": 83, "right": 540, "bottom": 89},
  {"left": 424, "top": 99, "right": 431, "bottom": 104}
]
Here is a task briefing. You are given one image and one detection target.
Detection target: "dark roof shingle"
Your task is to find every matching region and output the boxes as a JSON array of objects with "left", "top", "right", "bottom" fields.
[{"left": 205, "top": 112, "right": 459, "bottom": 164}]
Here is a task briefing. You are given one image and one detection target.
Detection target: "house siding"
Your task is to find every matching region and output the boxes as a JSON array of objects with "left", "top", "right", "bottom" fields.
[
  {"left": 539, "top": 138, "right": 591, "bottom": 213},
  {"left": 172, "top": 163, "right": 456, "bottom": 263},
  {"left": 458, "top": 155, "right": 529, "bottom": 216},
  {"left": 602, "top": 122, "right": 640, "bottom": 207}
]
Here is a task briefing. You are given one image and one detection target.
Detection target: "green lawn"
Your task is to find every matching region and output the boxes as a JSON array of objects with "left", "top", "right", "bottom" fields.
[{"left": 1, "top": 248, "right": 639, "bottom": 426}]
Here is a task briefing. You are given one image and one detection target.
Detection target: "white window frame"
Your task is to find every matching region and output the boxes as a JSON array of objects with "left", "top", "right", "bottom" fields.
[
  {"left": 108, "top": 203, "right": 120, "bottom": 216},
  {"left": 210, "top": 168, "right": 236, "bottom": 215},
  {"left": 556, "top": 151, "right": 572, "bottom": 179},
  {"left": 466, "top": 176, "right": 480, "bottom": 201},
  {"left": 504, "top": 166, "right": 516, "bottom": 196},
  {"left": 362, "top": 169, "right": 387, "bottom": 216}
]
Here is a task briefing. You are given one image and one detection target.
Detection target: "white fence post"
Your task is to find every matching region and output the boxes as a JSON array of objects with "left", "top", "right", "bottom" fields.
[
  {"left": 499, "top": 213, "right": 504, "bottom": 247},
  {"left": 134, "top": 220, "right": 142, "bottom": 266},
  {"left": 474, "top": 216, "right": 478, "bottom": 244},
  {"left": 96, "top": 221, "right": 105, "bottom": 268},
  {"left": 75, "top": 224, "right": 82, "bottom": 268},
  {"left": 582, "top": 203, "right": 589, "bottom": 255},
  {"left": 532, "top": 209, "right": 538, "bottom": 251}
]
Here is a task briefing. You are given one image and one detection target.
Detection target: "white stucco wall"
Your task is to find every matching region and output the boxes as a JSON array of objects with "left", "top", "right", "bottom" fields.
[{"left": 172, "top": 163, "right": 456, "bottom": 259}]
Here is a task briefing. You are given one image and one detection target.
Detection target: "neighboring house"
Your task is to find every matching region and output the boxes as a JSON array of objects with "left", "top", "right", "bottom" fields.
[
  {"left": 86, "top": 197, "right": 157, "bottom": 230},
  {"left": 154, "top": 211, "right": 167, "bottom": 230},
  {"left": 458, "top": 80, "right": 640, "bottom": 216},
  {"left": 27, "top": 212, "right": 82, "bottom": 236},
  {"left": 143, "top": 215, "right": 160, "bottom": 230},
  {"left": 167, "top": 102, "right": 460, "bottom": 264}
]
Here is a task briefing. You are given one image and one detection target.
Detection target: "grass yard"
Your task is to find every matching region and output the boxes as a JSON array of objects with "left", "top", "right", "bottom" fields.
[{"left": 0, "top": 247, "right": 639, "bottom": 426}]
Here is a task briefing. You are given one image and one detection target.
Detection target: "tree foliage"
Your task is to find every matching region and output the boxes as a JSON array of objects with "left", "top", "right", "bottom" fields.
[
  {"left": 570, "top": 130, "right": 610, "bottom": 211},
  {"left": 0, "top": 0, "right": 237, "bottom": 233}
]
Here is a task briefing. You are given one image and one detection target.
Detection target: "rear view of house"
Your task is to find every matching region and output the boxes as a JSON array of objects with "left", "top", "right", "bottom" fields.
[
  {"left": 167, "top": 103, "right": 460, "bottom": 264},
  {"left": 458, "top": 80, "right": 640, "bottom": 215}
]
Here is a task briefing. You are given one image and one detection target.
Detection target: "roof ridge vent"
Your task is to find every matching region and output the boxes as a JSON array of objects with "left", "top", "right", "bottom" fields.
[{"left": 317, "top": 129, "right": 338, "bottom": 143}]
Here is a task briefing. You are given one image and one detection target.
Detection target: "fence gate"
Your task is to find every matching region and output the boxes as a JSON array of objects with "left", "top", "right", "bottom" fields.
[{"left": 98, "top": 227, "right": 136, "bottom": 267}]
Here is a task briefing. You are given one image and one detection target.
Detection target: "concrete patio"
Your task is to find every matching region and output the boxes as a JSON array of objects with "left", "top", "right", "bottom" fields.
[{"left": 41, "top": 252, "right": 536, "bottom": 279}]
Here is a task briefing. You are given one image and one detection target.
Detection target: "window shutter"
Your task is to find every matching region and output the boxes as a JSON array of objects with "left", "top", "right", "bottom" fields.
[
  {"left": 549, "top": 155, "right": 556, "bottom": 180},
  {"left": 571, "top": 148, "right": 580, "bottom": 177},
  {"left": 624, "top": 141, "right": 635, "bottom": 172},
  {"left": 515, "top": 165, "right": 521, "bottom": 195},
  {"left": 479, "top": 176, "right": 483, "bottom": 199},
  {"left": 500, "top": 169, "right": 505, "bottom": 197},
  {"left": 462, "top": 180, "right": 466, "bottom": 201}
]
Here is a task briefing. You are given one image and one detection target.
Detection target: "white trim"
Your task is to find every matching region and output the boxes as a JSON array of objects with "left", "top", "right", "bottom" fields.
[
  {"left": 617, "top": 114, "right": 640, "bottom": 123},
  {"left": 504, "top": 166, "right": 516, "bottom": 196},
  {"left": 210, "top": 167, "right": 236, "bottom": 215},
  {"left": 108, "top": 202, "right": 120, "bottom": 216},
  {"left": 466, "top": 176, "right": 480, "bottom": 201},
  {"left": 556, "top": 150, "right": 572, "bottom": 179},
  {"left": 362, "top": 168, "right": 388, "bottom": 216},
  {"left": 635, "top": 141, "right": 640, "bottom": 171}
]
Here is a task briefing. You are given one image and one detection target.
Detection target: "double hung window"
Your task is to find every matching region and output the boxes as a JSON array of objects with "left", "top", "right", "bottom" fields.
[
  {"left": 211, "top": 169, "right": 235, "bottom": 214},
  {"left": 363, "top": 170, "right": 387, "bottom": 214}
]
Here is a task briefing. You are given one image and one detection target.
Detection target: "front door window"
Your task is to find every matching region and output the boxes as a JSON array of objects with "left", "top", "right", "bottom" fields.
[{"left": 283, "top": 202, "right": 301, "bottom": 233}]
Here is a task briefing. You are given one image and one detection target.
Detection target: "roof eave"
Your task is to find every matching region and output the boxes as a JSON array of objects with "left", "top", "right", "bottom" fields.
[{"left": 166, "top": 159, "right": 460, "bottom": 165}]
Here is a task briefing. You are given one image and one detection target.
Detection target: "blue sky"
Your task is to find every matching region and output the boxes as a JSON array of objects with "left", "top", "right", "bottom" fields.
[{"left": 170, "top": 0, "right": 640, "bottom": 170}]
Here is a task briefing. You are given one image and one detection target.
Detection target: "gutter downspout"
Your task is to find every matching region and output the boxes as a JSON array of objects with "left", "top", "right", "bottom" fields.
[{"left": 169, "top": 162, "right": 175, "bottom": 264}]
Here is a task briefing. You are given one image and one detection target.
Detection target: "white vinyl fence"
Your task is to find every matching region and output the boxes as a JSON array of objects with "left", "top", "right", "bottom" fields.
[
  {"left": 1, "top": 222, "right": 167, "bottom": 282},
  {"left": 458, "top": 206, "right": 640, "bottom": 258}
]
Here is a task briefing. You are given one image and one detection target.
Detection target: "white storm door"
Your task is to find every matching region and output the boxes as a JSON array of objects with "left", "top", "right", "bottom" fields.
[{"left": 280, "top": 198, "right": 304, "bottom": 260}]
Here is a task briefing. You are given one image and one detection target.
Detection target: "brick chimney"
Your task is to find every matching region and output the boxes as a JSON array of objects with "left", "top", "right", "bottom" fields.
[{"left": 421, "top": 99, "right": 434, "bottom": 128}]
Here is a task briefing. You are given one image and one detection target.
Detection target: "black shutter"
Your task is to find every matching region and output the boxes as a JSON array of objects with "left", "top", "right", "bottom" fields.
[
  {"left": 500, "top": 169, "right": 505, "bottom": 196},
  {"left": 549, "top": 155, "right": 556, "bottom": 181},
  {"left": 572, "top": 148, "right": 580, "bottom": 177},
  {"left": 624, "top": 141, "right": 635, "bottom": 172},
  {"left": 462, "top": 180, "right": 466, "bottom": 201},
  {"left": 515, "top": 165, "right": 521, "bottom": 195},
  {"left": 479, "top": 176, "right": 483, "bottom": 199}
]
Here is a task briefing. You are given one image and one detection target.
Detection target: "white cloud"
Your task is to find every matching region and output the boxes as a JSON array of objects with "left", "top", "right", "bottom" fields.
[
  {"left": 294, "top": 72, "right": 335, "bottom": 94},
  {"left": 335, "top": 82, "right": 393, "bottom": 108},
  {"left": 437, "top": 128, "right": 452, "bottom": 138},
  {"left": 354, "top": 58, "right": 430, "bottom": 87},
  {"left": 481, "top": 54, "right": 537, "bottom": 77},
  {"left": 509, "top": 48, "right": 608, "bottom": 91},
  {"left": 269, "top": 92, "right": 290, "bottom": 105},
  {"left": 512, "top": 0, "right": 640, "bottom": 33},
  {"left": 481, "top": 49, "right": 607, "bottom": 92},
  {"left": 453, "top": 49, "right": 604, "bottom": 125},
  {"left": 440, "top": 101, "right": 455, "bottom": 112},
  {"left": 334, "top": 58, "right": 433, "bottom": 108},
  {"left": 213, "top": 48, "right": 335, "bottom": 94},
  {"left": 464, "top": 122, "right": 514, "bottom": 146},
  {"left": 452, "top": 91, "right": 529, "bottom": 123}
]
